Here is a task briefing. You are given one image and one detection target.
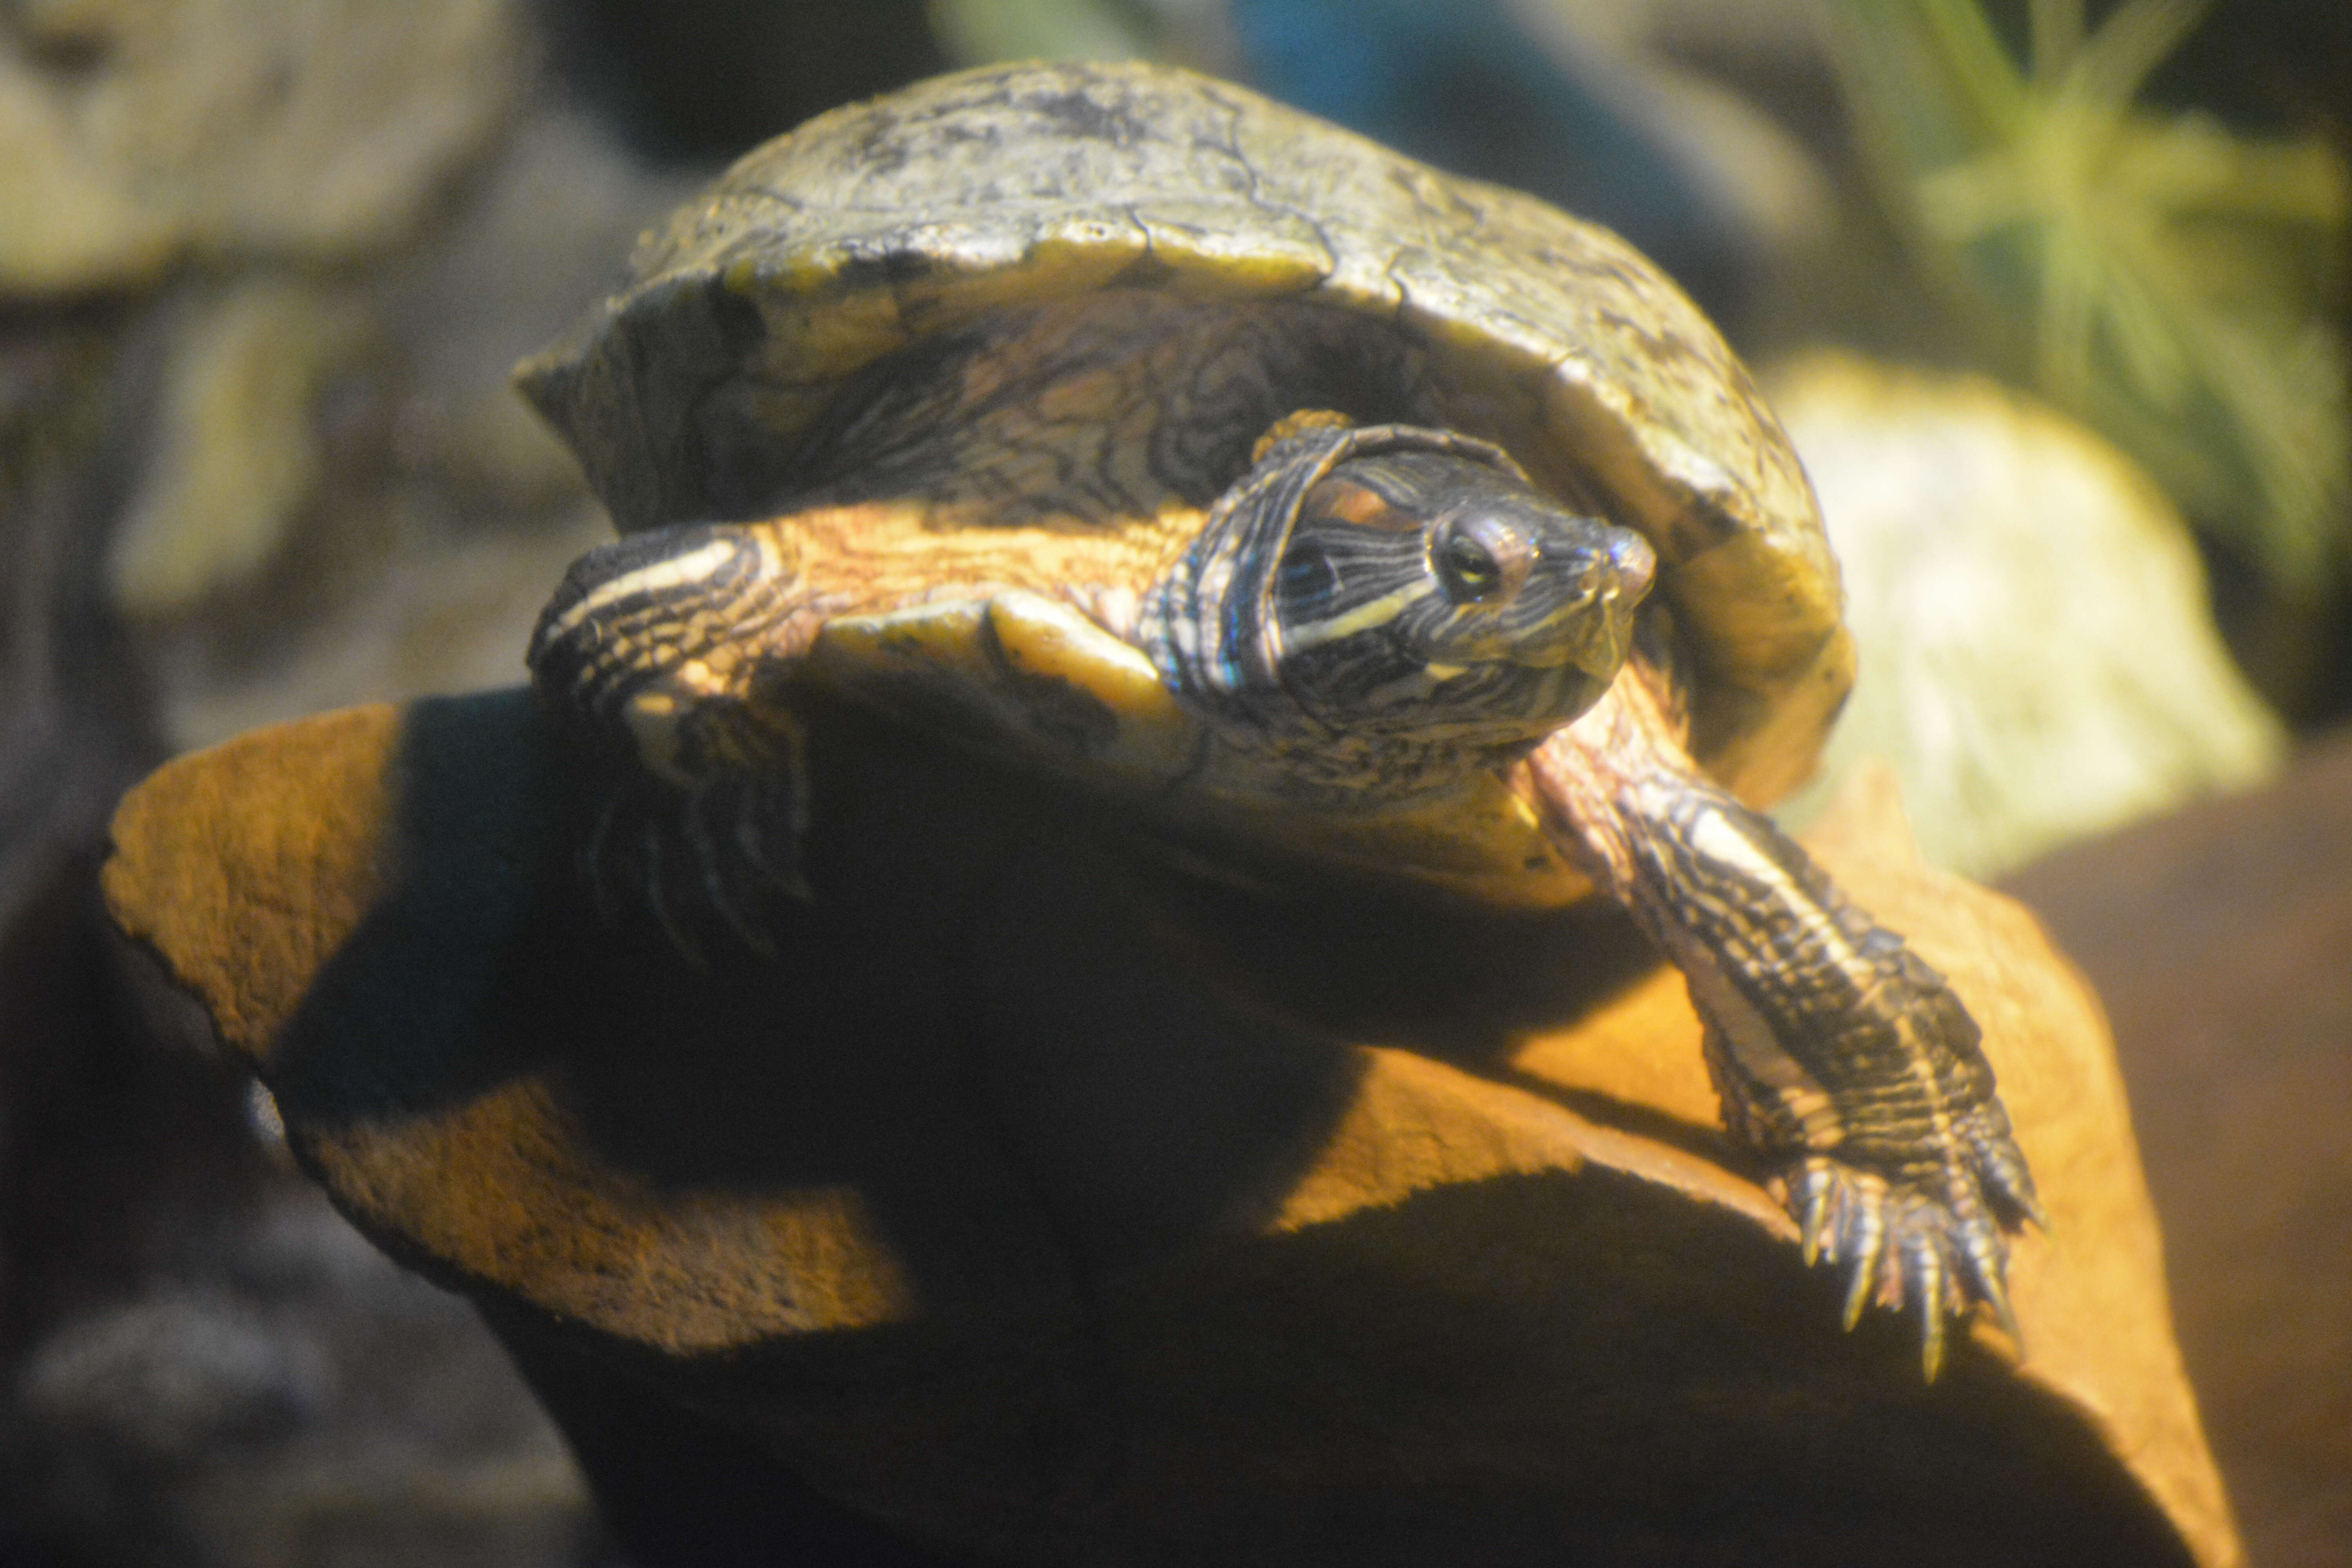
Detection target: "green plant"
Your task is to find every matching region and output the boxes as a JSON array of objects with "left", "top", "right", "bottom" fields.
[{"left": 1822, "top": 0, "right": 2348, "bottom": 601}]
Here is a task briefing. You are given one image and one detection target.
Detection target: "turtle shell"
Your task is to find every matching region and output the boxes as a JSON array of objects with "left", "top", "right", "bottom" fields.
[{"left": 517, "top": 59, "right": 1851, "bottom": 807}]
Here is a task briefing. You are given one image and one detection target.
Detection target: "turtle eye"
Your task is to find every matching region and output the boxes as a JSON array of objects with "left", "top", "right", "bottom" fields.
[{"left": 1435, "top": 529, "right": 1503, "bottom": 601}]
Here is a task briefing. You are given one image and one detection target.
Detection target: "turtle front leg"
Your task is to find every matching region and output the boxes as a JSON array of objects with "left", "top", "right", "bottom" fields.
[
  {"left": 528, "top": 523, "right": 823, "bottom": 963},
  {"left": 1521, "top": 670, "right": 2042, "bottom": 1376}
]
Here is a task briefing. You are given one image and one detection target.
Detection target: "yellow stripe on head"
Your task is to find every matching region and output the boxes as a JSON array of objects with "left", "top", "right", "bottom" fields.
[
  {"left": 1275, "top": 584, "right": 1430, "bottom": 653},
  {"left": 543, "top": 536, "right": 743, "bottom": 641}
]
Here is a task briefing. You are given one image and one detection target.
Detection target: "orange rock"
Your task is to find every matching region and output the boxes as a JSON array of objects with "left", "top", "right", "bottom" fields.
[{"left": 103, "top": 695, "right": 2241, "bottom": 1566}]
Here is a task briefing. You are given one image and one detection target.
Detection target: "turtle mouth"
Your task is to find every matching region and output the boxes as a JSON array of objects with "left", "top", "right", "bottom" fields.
[{"left": 1484, "top": 526, "right": 1656, "bottom": 678}]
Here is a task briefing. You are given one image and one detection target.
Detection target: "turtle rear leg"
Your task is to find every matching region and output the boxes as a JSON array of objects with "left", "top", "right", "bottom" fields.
[
  {"left": 528, "top": 523, "right": 820, "bottom": 963},
  {"left": 1521, "top": 668, "right": 2041, "bottom": 1377}
]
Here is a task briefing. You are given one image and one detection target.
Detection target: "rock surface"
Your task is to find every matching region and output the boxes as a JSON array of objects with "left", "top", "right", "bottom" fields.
[
  {"left": 2006, "top": 726, "right": 2352, "bottom": 1568},
  {"left": 103, "top": 690, "right": 2242, "bottom": 1566}
]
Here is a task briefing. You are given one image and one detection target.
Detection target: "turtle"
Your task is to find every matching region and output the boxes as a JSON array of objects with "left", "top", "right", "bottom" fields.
[{"left": 516, "top": 60, "right": 2040, "bottom": 1377}]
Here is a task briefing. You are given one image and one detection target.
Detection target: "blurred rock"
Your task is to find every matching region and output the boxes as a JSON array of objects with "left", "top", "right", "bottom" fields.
[
  {"left": 98, "top": 693, "right": 2242, "bottom": 1566},
  {"left": 108, "top": 279, "right": 370, "bottom": 615},
  {"left": 4, "top": 1177, "right": 607, "bottom": 1568},
  {"left": 1, "top": 0, "right": 697, "bottom": 746},
  {"left": 0, "top": 0, "right": 524, "bottom": 293},
  {"left": 1770, "top": 352, "right": 2285, "bottom": 878},
  {"left": 0, "top": 4, "right": 702, "bottom": 1563},
  {"left": 126, "top": 99, "right": 692, "bottom": 751},
  {"left": 0, "top": 311, "right": 158, "bottom": 935},
  {"left": 0, "top": 827, "right": 612, "bottom": 1567}
]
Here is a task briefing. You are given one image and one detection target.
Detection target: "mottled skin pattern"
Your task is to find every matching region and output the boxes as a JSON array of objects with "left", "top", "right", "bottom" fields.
[
  {"left": 1526, "top": 674, "right": 2041, "bottom": 1375},
  {"left": 518, "top": 62, "right": 2038, "bottom": 1375},
  {"left": 1137, "top": 420, "right": 1649, "bottom": 803}
]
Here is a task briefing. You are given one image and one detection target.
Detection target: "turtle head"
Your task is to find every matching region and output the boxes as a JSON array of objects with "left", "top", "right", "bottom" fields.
[
  {"left": 1141, "top": 417, "right": 1655, "bottom": 771},
  {"left": 1269, "top": 447, "right": 1654, "bottom": 742}
]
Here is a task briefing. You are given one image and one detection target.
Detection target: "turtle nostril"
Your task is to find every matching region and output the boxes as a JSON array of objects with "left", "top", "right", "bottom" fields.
[{"left": 1608, "top": 530, "right": 1657, "bottom": 600}]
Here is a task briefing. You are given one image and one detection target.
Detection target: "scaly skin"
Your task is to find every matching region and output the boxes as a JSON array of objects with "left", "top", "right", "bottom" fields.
[
  {"left": 527, "top": 490, "right": 1201, "bottom": 963},
  {"left": 1522, "top": 669, "right": 2042, "bottom": 1376}
]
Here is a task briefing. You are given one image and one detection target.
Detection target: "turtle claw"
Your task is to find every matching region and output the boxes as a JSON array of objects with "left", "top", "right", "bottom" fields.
[
  {"left": 640, "top": 820, "right": 713, "bottom": 972},
  {"left": 679, "top": 794, "right": 769, "bottom": 962},
  {"left": 1902, "top": 1224, "right": 1951, "bottom": 1381},
  {"left": 1778, "top": 1147, "right": 2025, "bottom": 1379},
  {"left": 573, "top": 770, "right": 811, "bottom": 964},
  {"left": 1780, "top": 1158, "right": 1895, "bottom": 1330},
  {"left": 723, "top": 775, "right": 814, "bottom": 905},
  {"left": 581, "top": 795, "right": 627, "bottom": 928},
  {"left": 1798, "top": 1181, "right": 1833, "bottom": 1269},
  {"left": 1964, "top": 1100, "right": 2049, "bottom": 1233}
]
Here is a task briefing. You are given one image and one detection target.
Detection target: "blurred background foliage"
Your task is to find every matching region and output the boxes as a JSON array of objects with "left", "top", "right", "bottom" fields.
[
  {"left": 1822, "top": 0, "right": 2348, "bottom": 708},
  {"left": 1, "top": 0, "right": 2346, "bottom": 1564}
]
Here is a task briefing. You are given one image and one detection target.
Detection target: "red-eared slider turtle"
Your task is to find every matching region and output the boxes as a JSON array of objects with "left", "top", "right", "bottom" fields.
[{"left": 518, "top": 60, "right": 2040, "bottom": 1375}]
